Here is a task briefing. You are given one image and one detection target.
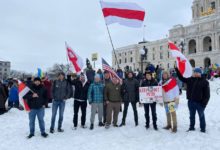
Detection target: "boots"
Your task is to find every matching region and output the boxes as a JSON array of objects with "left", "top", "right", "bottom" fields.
[
  {"left": 163, "top": 125, "right": 171, "bottom": 130},
  {"left": 172, "top": 126, "right": 177, "bottom": 133}
]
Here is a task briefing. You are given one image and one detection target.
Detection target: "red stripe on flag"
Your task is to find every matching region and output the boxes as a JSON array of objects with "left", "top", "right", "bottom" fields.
[
  {"left": 19, "top": 82, "right": 26, "bottom": 93},
  {"left": 169, "top": 42, "right": 180, "bottom": 51},
  {"left": 162, "top": 78, "right": 177, "bottom": 93},
  {"left": 102, "top": 8, "right": 145, "bottom": 21},
  {"left": 177, "top": 57, "right": 186, "bottom": 76},
  {"left": 23, "top": 99, "right": 30, "bottom": 112}
]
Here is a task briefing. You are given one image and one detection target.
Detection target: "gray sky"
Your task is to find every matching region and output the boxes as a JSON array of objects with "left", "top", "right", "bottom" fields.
[{"left": 0, "top": 0, "right": 192, "bottom": 73}]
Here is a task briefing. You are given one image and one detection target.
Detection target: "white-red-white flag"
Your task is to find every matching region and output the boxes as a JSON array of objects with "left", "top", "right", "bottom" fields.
[
  {"left": 66, "top": 44, "right": 84, "bottom": 73},
  {"left": 162, "top": 78, "right": 179, "bottom": 101},
  {"left": 168, "top": 41, "right": 193, "bottom": 78},
  {"left": 101, "top": 1, "right": 146, "bottom": 28},
  {"left": 18, "top": 80, "right": 31, "bottom": 112}
]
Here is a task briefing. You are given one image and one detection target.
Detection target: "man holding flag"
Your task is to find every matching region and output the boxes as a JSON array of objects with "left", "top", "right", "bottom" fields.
[
  {"left": 23, "top": 77, "right": 48, "bottom": 139},
  {"left": 169, "top": 41, "right": 210, "bottom": 133}
]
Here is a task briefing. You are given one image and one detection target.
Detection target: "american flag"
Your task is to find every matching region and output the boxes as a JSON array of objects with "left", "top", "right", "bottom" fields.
[{"left": 102, "top": 58, "right": 122, "bottom": 83}]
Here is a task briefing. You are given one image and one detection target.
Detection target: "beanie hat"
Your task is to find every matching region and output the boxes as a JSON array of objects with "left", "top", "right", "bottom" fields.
[
  {"left": 194, "top": 68, "right": 202, "bottom": 74},
  {"left": 34, "top": 77, "right": 41, "bottom": 82}
]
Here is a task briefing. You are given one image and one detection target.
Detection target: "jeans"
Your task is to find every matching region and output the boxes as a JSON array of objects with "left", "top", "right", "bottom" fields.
[
  {"left": 50, "top": 100, "right": 66, "bottom": 129},
  {"left": 73, "top": 100, "right": 87, "bottom": 127},
  {"left": 144, "top": 102, "right": 157, "bottom": 126},
  {"left": 188, "top": 100, "right": 206, "bottom": 131},
  {"left": 122, "top": 102, "right": 138, "bottom": 124},
  {"left": 29, "top": 108, "right": 45, "bottom": 135}
]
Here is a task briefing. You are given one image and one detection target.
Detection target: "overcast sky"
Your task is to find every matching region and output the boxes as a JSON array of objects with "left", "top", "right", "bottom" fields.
[{"left": 0, "top": 0, "right": 192, "bottom": 73}]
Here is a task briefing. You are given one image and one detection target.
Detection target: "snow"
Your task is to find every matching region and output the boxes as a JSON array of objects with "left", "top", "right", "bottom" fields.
[{"left": 1, "top": 79, "right": 220, "bottom": 150}]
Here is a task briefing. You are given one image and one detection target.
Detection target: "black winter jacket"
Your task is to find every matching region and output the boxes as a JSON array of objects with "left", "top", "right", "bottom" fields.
[
  {"left": 122, "top": 78, "right": 139, "bottom": 103},
  {"left": 24, "top": 84, "right": 47, "bottom": 109},
  {"left": 71, "top": 79, "right": 90, "bottom": 101},
  {"left": 141, "top": 79, "right": 158, "bottom": 87},
  {"left": 175, "top": 68, "right": 210, "bottom": 107}
]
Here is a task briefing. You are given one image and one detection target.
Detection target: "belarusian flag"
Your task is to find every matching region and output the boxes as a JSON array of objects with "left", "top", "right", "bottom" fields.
[
  {"left": 162, "top": 78, "right": 179, "bottom": 101},
  {"left": 101, "top": 1, "right": 146, "bottom": 28},
  {"left": 168, "top": 41, "right": 193, "bottom": 78},
  {"left": 18, "top": 80, "right": 31, "bottom": 112}
]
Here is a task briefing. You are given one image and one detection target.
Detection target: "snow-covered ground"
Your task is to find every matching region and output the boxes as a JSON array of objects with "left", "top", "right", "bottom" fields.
[{"left": 1, "top": 79, "right": 220, "bottom": 150}]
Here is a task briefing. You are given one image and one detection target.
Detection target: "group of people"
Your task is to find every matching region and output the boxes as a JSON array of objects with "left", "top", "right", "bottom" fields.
[{"left": 0, "top": 65, "right": 210, "bottom": 139}]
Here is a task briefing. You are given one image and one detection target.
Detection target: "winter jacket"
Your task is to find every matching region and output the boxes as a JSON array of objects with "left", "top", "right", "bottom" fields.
[
  {"left": 0, "top": 85, "right": 7, "bottom": 109},
  {"left": 24, "top": 84, "right": 47, "bottom": 109},
  {"left": 141, "top": 79, "right": 158, "bottom": 87},
  {"left": 9, "top": 85, "right": 19, "bottom": 102},
  {"left": 72, "top": 79, "right": 90, "bottom": 101},
  {"left": 88, "top": 82, "right": 104, "bottom": 103},
  {"left": 122, "top": 78, "right": 139, "bottom": 103},
  {"left": 52, "top": 79, "right": 71, "bottom": 101},
  {"left": 42, "top": 80, "right": 52, "bottom": 100},
  {"left": 104, "top": 82, "right": 122, "bottom": 103},
  {"left": 86, "top": 69, "right": 95, "bottom": 82},
  {"left": 175, "top": 68, "right": 210, "bottom": 107}
]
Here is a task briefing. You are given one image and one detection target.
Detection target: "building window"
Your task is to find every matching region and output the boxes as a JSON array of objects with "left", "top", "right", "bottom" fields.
[
  {"left": 125, "top": 53, "right": 127, "bottom": 56},
  {"left": 201, "top": 7, "right": 204, "bottom": 12},
  {"left": 119, "top": 59, "right": 121, "bottom": 64},
  {"left": 125, "top": 58, "right": 127, "bottom": 63},
  {"left": 160, "top": 46, "right": 163, "bottom": 50},
  {"left": 153, "top": 54, "right": 155, "bottom": 60},
  {"left": 211, "top": 2, "right": 216, "bottom": 10},
  {"left": 119, "top": 53, "right": 121, "bottom": 57},
  {"left": 167, "top": 63, "right": 170, "bottom": 69},
  {"left": 160, "top": 52, "right": 163, "bottom": 59},
  {"left": 167, "top": 52, "right": 170, "bottom": 58},
  {"left": 4, "top": 69, "right": 7, "bottom": 71},
  {"left": 130, "top": 57, "right": 133, "bottom": 62},
  {"left": 130, "top": 51, "right": 132, "bottom": 55}
]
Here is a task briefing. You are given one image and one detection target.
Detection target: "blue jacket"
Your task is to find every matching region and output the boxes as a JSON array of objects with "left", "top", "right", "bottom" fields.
[
  {"left": 88, "top": 82, "right": 104, "bottom": 103},
  {"left": 9, "top": 86, "right": 19, "bottom": 102}
]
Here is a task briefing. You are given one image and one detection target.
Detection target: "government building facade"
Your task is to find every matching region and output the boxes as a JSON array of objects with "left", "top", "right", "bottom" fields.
[{"left": 112, "top": 0, "right": 220, "bottom": 71}]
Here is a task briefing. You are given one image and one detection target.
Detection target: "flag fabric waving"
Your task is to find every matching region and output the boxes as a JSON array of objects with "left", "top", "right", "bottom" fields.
[
  {"left": 168, "top": 41, "right": 193, "bottom": 78},
  {"left": 18, "top": 80, "right": 31, "bottom": 112},
  {"left": 162, "top": 78, "right": 179, "bottom": 101},
  {"left": 100, "top": 1, "right": 145, "bottom": 28},
  {"left": 102, "top": 58, "right": 122, "bottom": 83},
  {"left": 37, "top": 68, "right": 44, "bottom": 78},
  {"left": 66, "top": 44, "right": 84, "bottom": 73}
]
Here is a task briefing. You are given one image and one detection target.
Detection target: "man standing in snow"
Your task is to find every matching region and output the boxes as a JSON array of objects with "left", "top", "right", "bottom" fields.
[
  {"left": 68, "top": 74, "right": 91, "bottom": 129},
  {"left": 120, "top": 71, "right": 139, "bottom": 127},
  {"left": 50, "top": 72, "right": 71, "bottom": 133},
  {"left": 104, "top": 77, "right": 122, "bottom": 128},
  {"left": 24, "top": 77, "right": 48, "bottom": 138},
  {"left": 88, "top": 74, "right": 104, "bottom": 130},
  {"left": 176, "top": 67, "right": 210, "bottom": 133}
]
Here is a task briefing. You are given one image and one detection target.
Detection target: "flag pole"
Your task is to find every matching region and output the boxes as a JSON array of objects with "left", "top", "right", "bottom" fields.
[
  {"left": 65, "top": 42, "right": 71, "bottom": 73},
  {"left": 99, "top": 1, "right": 120, "bottom": 69}
]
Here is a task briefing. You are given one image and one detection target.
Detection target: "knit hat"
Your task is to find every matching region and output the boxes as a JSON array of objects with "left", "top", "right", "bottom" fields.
[
  {"left": 194, "top": 68, "right": 202, "bottom": 74},
  {"left": 34, "top": 77, "right": 41, "bottom": 82}
]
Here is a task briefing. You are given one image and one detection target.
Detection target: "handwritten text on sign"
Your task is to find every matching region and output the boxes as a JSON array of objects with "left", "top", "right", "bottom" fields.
[{"left": 139, "top": 86, "right": 163, "bottom": 103}]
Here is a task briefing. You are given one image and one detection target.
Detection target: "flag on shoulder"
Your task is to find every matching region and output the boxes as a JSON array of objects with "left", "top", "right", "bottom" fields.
[
  {"left": 162, "top": 78, "right": 179, "bottom": 100},
  {"left": 102, "top": 58, "right": 122, "bottom": 83},
  {"left": 18, "top": 80, "right": 31, "bottom": 112},
  {"left": 100, "top": 1, "right": 146, "bottom": 28},
  {"left": 168, "top": 41, "right": 193, "bottom": 78},
  {"left": 66, "top": 43, "right": 84, "bottom": 73}
]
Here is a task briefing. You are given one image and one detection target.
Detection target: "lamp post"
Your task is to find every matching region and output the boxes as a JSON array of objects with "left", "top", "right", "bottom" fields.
[{"left": 140, "top": 46, "right": 148, "bottom": 73}]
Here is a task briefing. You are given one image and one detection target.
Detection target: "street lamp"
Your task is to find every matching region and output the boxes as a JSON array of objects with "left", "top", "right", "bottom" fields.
[{"left": 140, "top": 46, "right": 148, "bottom": 73}]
